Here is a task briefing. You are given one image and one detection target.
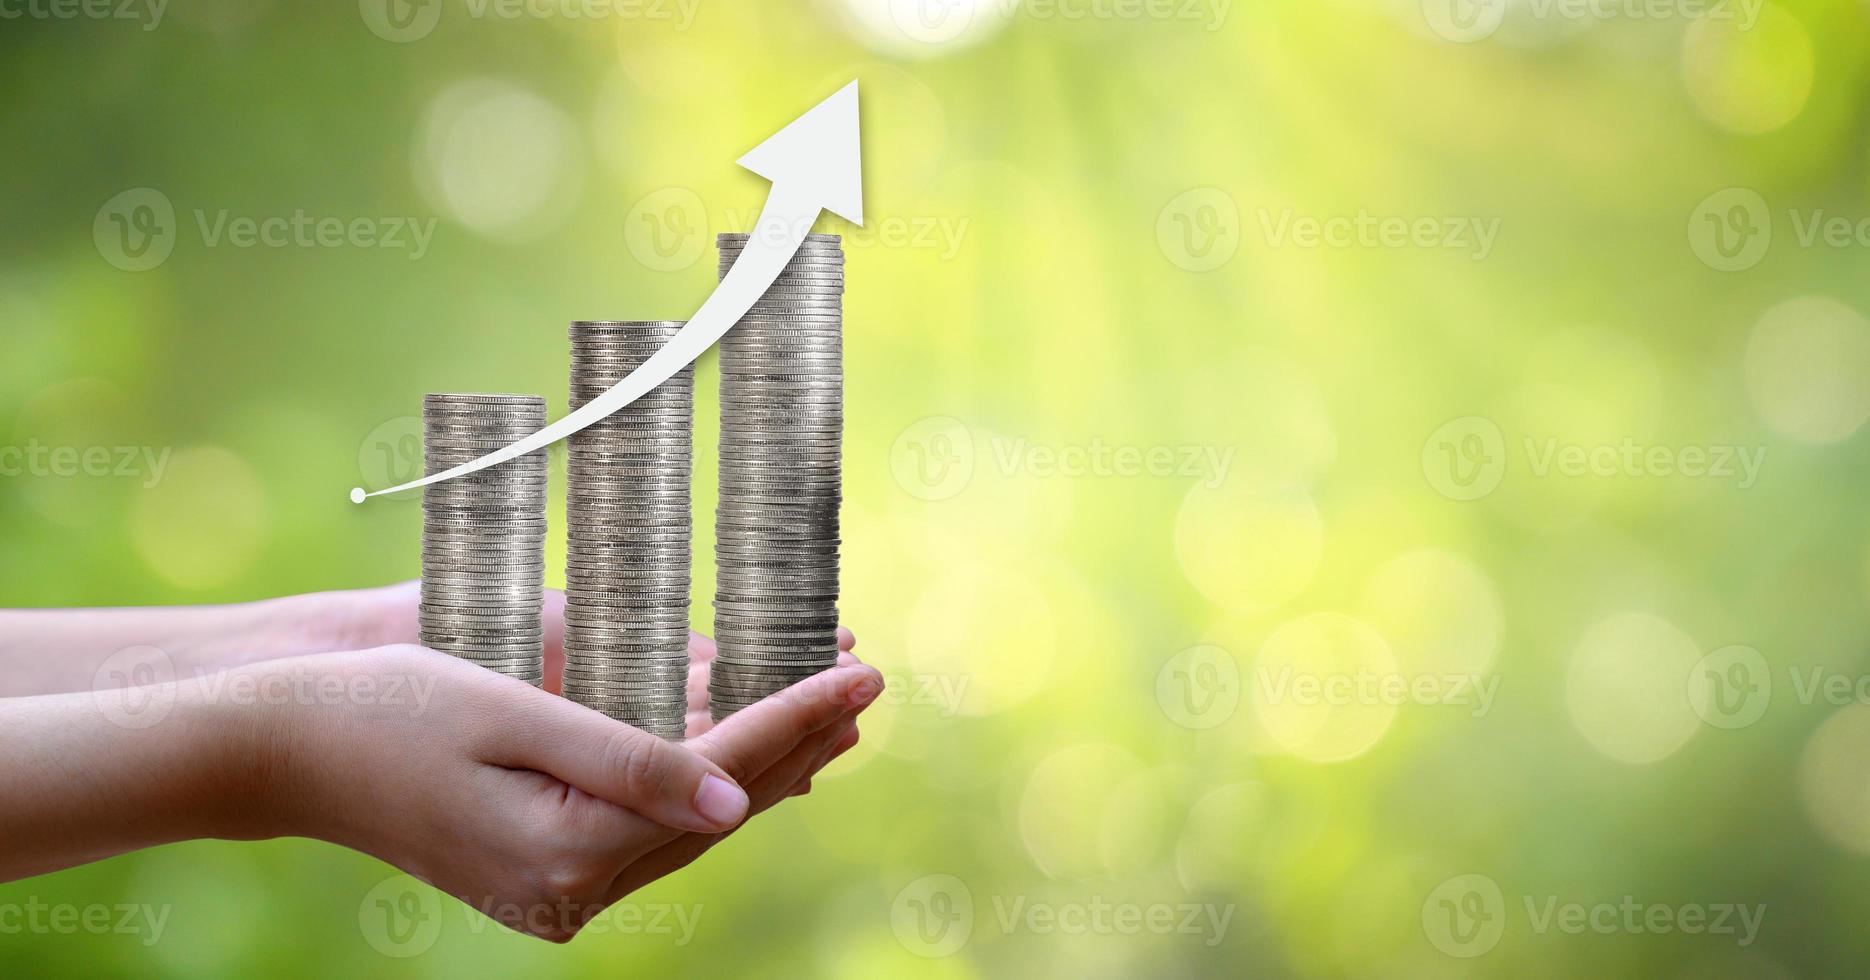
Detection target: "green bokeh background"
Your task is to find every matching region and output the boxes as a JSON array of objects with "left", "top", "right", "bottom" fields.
[{"left": 3, "top": 0, "right": 1868, "bottom": 975}]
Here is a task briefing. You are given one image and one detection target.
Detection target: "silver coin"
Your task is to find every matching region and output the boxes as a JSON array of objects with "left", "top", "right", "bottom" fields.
[
  {"left": 564, "top": 321, "right": 695, "bottom": 738},
  {"left": 420, "top": 393, "right": 548, "bottom": 681}
]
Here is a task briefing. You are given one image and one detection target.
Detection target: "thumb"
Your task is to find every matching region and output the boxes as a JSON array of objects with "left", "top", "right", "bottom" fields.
[{"left": 496, "top": 693, "right": 749, "bottom": 833}]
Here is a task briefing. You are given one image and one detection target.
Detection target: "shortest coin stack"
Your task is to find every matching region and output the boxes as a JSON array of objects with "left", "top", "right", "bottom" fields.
[
  {"left": 419, "top": 394, "right": 549, "bottom": 685},
  {"left": 563, "top": 321, "right": 694, "bottom": 740}
]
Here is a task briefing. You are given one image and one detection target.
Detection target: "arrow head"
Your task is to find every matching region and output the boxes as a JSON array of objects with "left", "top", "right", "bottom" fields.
[{"left": 737, "top": 80, "right": 864, "bottom": 226}]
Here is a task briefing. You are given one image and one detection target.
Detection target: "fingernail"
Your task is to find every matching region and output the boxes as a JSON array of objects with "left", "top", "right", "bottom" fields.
[
  {"left": 849, "top": 675, "right": 882, "bottom": 705},
  {"left": 694, "top": 774, "right": 749, "bottom": 829}
]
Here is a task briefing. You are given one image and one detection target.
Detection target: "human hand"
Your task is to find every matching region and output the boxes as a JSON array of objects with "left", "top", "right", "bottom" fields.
[{"left": 265, "top": 643, "right": 880, "bottom": 941}]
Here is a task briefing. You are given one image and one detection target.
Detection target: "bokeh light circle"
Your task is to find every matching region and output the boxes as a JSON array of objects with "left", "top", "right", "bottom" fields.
[
  {"left": 416, "top": 79, "right": 585, "bottom": 243},
  {"left": 1800, "top": 704, "right": 1870, "bottom": 854},
  {"left": 1358, "top": 549, "right": 1503, "bottom": 678},
  {"left": 1250, "top": 613, "right": 1399, "bottom": 763},
  {"left": 1681, "top": 5, "right": 1813, "bottom": 134},
  {"left": 129, "top": 447, "right": 269, "bottom": 589},
  {"left": 1175, "top": 483, "right": 1322, "bottom": 614},
  {"left": 1745, "top": 295, "right": 1870, "bottom": 444},
  {"left": 1099, "top": 767, "right": 1182, "bottom": 877},
  {"left": 906, "top": 562, "right": 1055, "bottom": 715},
  {"left": 1018, "top": 742, "right": 1144, "bottom": 879},
  {"left": 834, "top": 0, "right": 1013, "bottom": 58},
  {"left": 1566, "top": 613, "right": 1701, "bottom": 764},
  {"left": 1174, "top": 781, "right": 1269, "bottom": 891}
]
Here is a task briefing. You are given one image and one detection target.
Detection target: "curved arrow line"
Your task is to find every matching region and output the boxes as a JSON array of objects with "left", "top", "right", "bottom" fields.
[{"left": 350, "top": 187, "right": 820, "bottom": 503}]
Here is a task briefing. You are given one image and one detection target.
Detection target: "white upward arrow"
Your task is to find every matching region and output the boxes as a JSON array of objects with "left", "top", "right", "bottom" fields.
[{"left": 351, "top": 80, "right": 863, "bottom": 503}]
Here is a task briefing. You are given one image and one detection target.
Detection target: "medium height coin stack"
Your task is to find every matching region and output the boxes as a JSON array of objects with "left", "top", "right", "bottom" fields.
[
  {"left": 710, "top": 232, "right": 845, "bottom": 719},
  {"left": 419, "top": 394, "right": 548, "bottom": 685},
  {"left": 562, "top": 320, "right": 694, "bottom": 740}
]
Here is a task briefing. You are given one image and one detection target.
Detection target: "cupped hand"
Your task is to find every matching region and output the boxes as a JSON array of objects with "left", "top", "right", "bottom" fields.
[{"left": 264, "top": 641, "right": 878, "bottom": 942}]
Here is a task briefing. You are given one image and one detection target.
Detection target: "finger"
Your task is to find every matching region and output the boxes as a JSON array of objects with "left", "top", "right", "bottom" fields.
[
  {"left": 697, "top": 667, "right": 876, "bottom": 798},
  {"left": 542, "top": 589, "right": 566, "bottom": 696},
  {"left": 785, "top": 718, "right": 856, "bottom": 796},
  {"left": 605, "top": 712, "right": 863, "bottom": 902},
  {"left": 819, "top": 721, "right": 860, "bottom": 771},
  {"left": 688, "top": 658, "right": 867, "bottom": 789},
  {"left": 487, "top": 691, "right": 749, "bottom": 834},
  {"left": 683, "top": 639, "right": 848, "bottom": 738},
  {"left": 684, "top": 658, "right": 716, "bottom": 740},
  {"left": 686, "top": 656, "right": 712, "bottom": 708},
  {"left": 837, "top": 626, "right": 856, "bottom": 651},
  {"left": 746, "top": 711, "right": 859, "bottom": 807},
  {"left": 689, "top": 665, "right": 882, "bottom": 788}
]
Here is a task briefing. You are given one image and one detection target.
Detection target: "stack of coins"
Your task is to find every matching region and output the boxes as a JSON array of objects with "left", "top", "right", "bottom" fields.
[
  {"left": 563, "top": 321, "right": 694, "bottom": 739},
  {"left": 710, "top": 232, "right": 844, "bottom": 719},
  {"left": 419, "top": 394, "right": 548, "bottom": 685}
]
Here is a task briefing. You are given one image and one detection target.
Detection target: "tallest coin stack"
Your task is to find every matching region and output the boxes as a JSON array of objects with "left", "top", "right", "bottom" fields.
[{"left": 709, "top": 232, "right": 845, "bottom": 719}]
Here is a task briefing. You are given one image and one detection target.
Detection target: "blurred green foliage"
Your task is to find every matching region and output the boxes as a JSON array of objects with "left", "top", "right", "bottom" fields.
[{"left": 4, "top": 0, "right": 1869, "bottom": 976}]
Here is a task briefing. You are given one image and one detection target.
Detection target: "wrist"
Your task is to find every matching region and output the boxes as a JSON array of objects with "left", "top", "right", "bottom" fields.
[
  {"left": 208, "top": 651, "right": 419, "bottom": 855},
  {"left": 182, "top": 673, "right": 307, "bottom": 843}
]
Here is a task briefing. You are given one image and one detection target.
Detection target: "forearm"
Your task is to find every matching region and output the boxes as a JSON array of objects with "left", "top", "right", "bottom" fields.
[
  {"left": 0, "top": 680, "right": 283, "bottom": 882},
  {"left": 0, "top": 587, "right": 409, "bottom": 698}
]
